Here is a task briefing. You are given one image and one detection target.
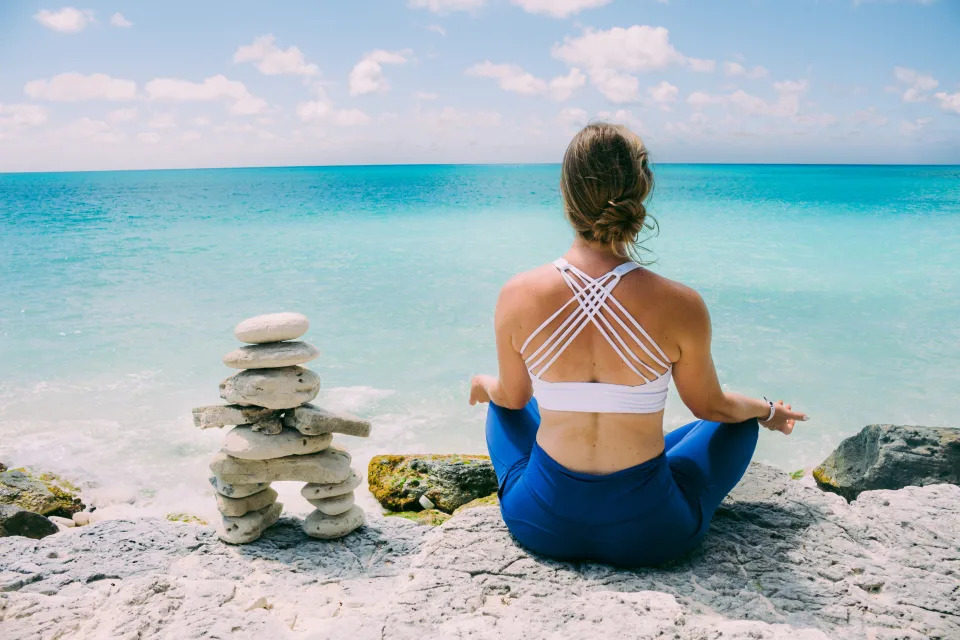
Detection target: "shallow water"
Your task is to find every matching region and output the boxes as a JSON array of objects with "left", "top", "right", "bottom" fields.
[{"left": 1, "top": 164, "right": 958, "bottom": 518}]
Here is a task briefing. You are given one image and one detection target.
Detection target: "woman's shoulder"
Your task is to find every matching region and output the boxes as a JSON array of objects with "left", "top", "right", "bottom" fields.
[{"left": 630, "top": 267, "right": 708, "bottom": 317}]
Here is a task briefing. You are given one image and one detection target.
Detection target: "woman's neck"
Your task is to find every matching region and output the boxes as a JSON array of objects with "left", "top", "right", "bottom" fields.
[{"left": 565, "top": 237, "right": 629, "bottom": 270}]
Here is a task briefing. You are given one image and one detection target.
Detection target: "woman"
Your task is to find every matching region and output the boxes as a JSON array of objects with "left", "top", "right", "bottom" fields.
[{"left": 469, "top": 123, "right": 807, "bottom": 567}]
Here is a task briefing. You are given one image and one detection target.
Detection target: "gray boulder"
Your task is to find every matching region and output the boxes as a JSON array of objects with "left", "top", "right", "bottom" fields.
[
  {"left": 0, "top": 504, "right": 58, "bottom": 539},
  {"left": 1, "top": 463, "right": 957, "bottom": 639},
  {"left": 814, "top": 424, "right": 960, "bottom": 499}
]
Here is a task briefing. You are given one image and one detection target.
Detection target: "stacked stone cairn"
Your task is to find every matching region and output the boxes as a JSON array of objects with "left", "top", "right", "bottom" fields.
[{"left": 192, "top": 312, "right": 372, "bottom": 544}]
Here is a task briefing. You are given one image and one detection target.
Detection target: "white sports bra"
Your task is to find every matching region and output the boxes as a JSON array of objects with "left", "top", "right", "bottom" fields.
[{"left": 521, "top": 258, "right": 673, "bottom": 414}]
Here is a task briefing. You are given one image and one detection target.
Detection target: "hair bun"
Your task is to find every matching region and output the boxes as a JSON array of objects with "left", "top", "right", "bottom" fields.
[{"left": 591, "top": 198, "right": 646, "bottom": 246}]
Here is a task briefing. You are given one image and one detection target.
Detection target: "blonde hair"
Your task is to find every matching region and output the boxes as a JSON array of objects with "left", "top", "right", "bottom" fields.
[{"left": 560, "top": 122, "right": 657, "bottom": 263}]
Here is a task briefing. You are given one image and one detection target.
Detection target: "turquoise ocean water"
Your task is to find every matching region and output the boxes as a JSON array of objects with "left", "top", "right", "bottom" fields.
[{"left": 1, "top": 164, "right": 958, "bottom": 518}]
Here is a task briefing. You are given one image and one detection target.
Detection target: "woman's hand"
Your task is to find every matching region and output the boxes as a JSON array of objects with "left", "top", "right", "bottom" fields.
[
  {"left": 759, "top": 400, "right": 807, "bottom": 435},
  {"left": 469, "top": 374, "right": 496, "bottom": 406}
]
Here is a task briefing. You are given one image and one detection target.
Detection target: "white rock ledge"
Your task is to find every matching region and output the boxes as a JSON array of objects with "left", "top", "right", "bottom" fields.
[{"left": 1, "top": 464, "right": 957, "bottom": 639}]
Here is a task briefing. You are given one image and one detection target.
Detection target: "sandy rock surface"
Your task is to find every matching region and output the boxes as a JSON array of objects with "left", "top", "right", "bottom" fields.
[{"left": 1, "top": 463, "right": 957, "bottom": 639}]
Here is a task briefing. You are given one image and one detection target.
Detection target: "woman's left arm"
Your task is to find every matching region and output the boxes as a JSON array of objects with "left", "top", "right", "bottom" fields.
[{"left": 469, "top": 280, "right": 533, "bottom": 409}]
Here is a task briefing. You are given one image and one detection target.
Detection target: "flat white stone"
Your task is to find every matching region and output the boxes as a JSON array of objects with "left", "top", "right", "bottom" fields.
[
  {"left": 284, "top": 403, "right": 371, "bottom": 437},
  {"left": 71, "top": 512, "right": 90, "bottom": 526},
  {"left": 222, "top": 426, "right": 332, "bottom": 460},
  {"left": 209, "top": 448, "right": 352, "bottom": 485},
  {"left": 49, "top": 516, "right": 75, "bottom": 528},
  {"left": 217, "top": 501, "right": 283, "bottom": 545},
  {"left": 215, "top": 486, "right": 278, "bottom": 518},
  {"left": 219, "top": 366, "right": 320, "bottom": 410},
  {"left": 303, "top": 505, "right": 364, "bottom": 540},
  {"left": 208, "top": 476, "right": 270, "bottom": 499},
  {"left": 301, "top": 471, "right": 363, "bottom": 500},
  {"left": 307, "top": 492, "right": 355, "bottom": 516},
  {"left": 222, "top": 341, "right": 319, "bottom": 370},
  {"left": 234, "top": 312, "right": 309, "bottom": 344},
  {"left": 192, "top": 405, "right": 278, "bottom": 430}
]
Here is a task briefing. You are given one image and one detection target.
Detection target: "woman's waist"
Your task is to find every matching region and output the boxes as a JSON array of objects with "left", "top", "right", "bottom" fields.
[{"left": 536, "top": 411, "right": 666, "bottom": 475}]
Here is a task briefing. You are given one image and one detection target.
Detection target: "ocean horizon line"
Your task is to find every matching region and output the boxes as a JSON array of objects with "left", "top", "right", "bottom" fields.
[{"left": 3, "top": 160, "right": 960, "bottom": 177}]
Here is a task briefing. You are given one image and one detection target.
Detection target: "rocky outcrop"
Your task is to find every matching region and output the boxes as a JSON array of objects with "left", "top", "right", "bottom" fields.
[
  {"left": 368, "top": 454, "right": 498, "bottom": 513},
  {"left": 814, "top": 424, "right": 960, "bottom": 499},
  {"left": 0, "top": 468, "right": 84, "bottom": 517},
  {"left": 0, "top": 505, "right": 58, "bottom": 540},
  {"left": 1, "top": 463, "right": 957, "bottom": 639}
]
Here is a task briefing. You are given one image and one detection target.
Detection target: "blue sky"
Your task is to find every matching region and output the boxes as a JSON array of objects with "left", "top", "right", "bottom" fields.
[{"left": 0, "top": 0, "right": 958, "bottom": 171}]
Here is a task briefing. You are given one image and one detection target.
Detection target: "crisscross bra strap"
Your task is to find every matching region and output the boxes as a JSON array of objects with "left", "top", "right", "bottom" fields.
[{"left": 521, "top": 258, "right": 671, "bottom": 381}]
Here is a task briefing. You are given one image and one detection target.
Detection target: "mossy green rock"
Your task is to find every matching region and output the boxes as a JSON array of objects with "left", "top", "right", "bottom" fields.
[
  {"left": 814, "top": 424, "right": 960, "bottom": 500},
  {"left": 368, "top": 454, "right": 498, "bottom": 514},
  {"left": 453, "top": 493, "right": 499, "bottom": 513},
  {"left": 387, "top": 509, "right": 452, "bottom": 526},
  {"left": 0, "top": 469, "right": 85, "bottom": 517}
]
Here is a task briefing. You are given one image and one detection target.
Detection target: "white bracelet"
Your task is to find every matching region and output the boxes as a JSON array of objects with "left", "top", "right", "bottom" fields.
[{"left": 761, "top": 398, "right": 776, "bottom": 422}]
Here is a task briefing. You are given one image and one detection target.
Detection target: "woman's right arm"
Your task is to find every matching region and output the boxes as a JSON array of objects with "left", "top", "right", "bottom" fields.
[{"left": 670, "top": 285, "right": 807, "bottom": 434}]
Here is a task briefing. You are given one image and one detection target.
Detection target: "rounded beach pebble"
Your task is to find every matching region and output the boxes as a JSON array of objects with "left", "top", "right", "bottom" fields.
[
  {"left": 208, "top": 476, "right": 269, "bottom": 499},
  {"left": 219, "top": 366, "right": 320, "bottom": 410},
  {"left": 301, "top": 471, "right": 363, "bottom": 500},
  {"left": 303, "top": 505, "right": 364, "bottom": 539},
  {"left": 217, "top": 501, "right": 283, "bottom": 544},
  {"left": 222, "top": 341, "right": 319, "bottom": 370},
  {"left": 234, "top": 312, "right": 309, "bottom": 344},
  {"left": 222, "top": 426, "right": 332, "bottom": 460},
  {"left": 307, "top": 492, "right": 355, "bottom": 516},
  {"left": 215, "top": 486, "right": 278, "bottom": 517}
]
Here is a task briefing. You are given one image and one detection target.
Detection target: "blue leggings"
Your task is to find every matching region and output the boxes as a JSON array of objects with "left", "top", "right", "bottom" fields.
[{"left": 485, "top": 398, "right": 759, "bottom": 567}]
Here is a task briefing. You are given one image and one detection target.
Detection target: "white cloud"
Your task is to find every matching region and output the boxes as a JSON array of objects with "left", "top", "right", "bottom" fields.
[
  {"left": 556, "top": 106, "right": 589, "bottom": 130},
  {"left": 349, "top": 50, "right": 410, "bottom": 96},
  {"left": 25, "top": 72, "right": 137, "bottom": 101},
  {"left": 145, "top": 75, "right": 267, "bottom": 115},
  {"left": 687, "top": 91, "right": 726, "bottom": 109},
  {"left": 0, "top": 104, "right": 49, "bottom": 137},
  {"left": 723, "top": 61, "right": 768, "bottom": 79},
  {"left": 180, "top": 130, "right": 202, "bottom": 142},
  {"left": 466, "top": 62, "right": 546, "bottom": 95},
  {"left": 334, "top": 109, "right": 371, "bottom": 126},
  {"left": 110, "top": 12, "right": 132, "bottom": 28},
  {"left": 686, "top": 79, "right": 835, "bottom": 127},
  {"left": 892, "top": 66, "right": 938, "bottom": 102},
  {"left": 851, "top": 107, "right": 889, "bottom": 126},
  {"left": 408, "top": 0, "right": 485, "bottom": 13},
  {"left": 511, "top": 0, "right": 612, "bottom": 19},
  {"left": 465, "top": 62, "right": 585, "bottom": 101},
  {"left": 549, "top": 68, "right": 587, "bottom": 101},
  {"left": 296, "top": 100, "right": 371, "bottom": 126},
  {"left": 191, "top": 116, "right": 212, "bottom": 127},
  {"left": 66, "top": 118, "right": 125, "bottom": 143},
  {"left": 686, "top": 58, "right": 716, "bottom": 73},
  {"left": 552, "top": 26, "right": 714, "bottom": 102},
  {"left": 434, "top": 106, "right": 502, "bottom": 128},
  {"left": 107, "top": 107, "right": 138, "bottom": 123},
  {"left": 415, "top": 91, "right": 439, "bottom": 100},
  {"left": 596, "top": 108, "right": 643, "bottom": 130},
  {"left": 589, "top": 69, "right": 640, "bottom": 103},
  {"left": 138, "top": 132, "right": 161, "bottom": 144},
  {"left": 648, "top": 80, "right": 678, "bottom": 108},
  {"left": 426, "top": 24, "right": 446, "bottom": 36},
  {"left": 148, "top": 113, "right": 177, "bottom": 130},
  {"left": 899, "top": 117, "right": 932, "bottom": 135},
  {"left": 34, "top": 7, "right": 94, "bottom": 33},
  {"left": 234, "top": 35, "right": 319, "bottom": 77},
  {"left": 935, "top": 91, "right": 960, "bottom": 114}
]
